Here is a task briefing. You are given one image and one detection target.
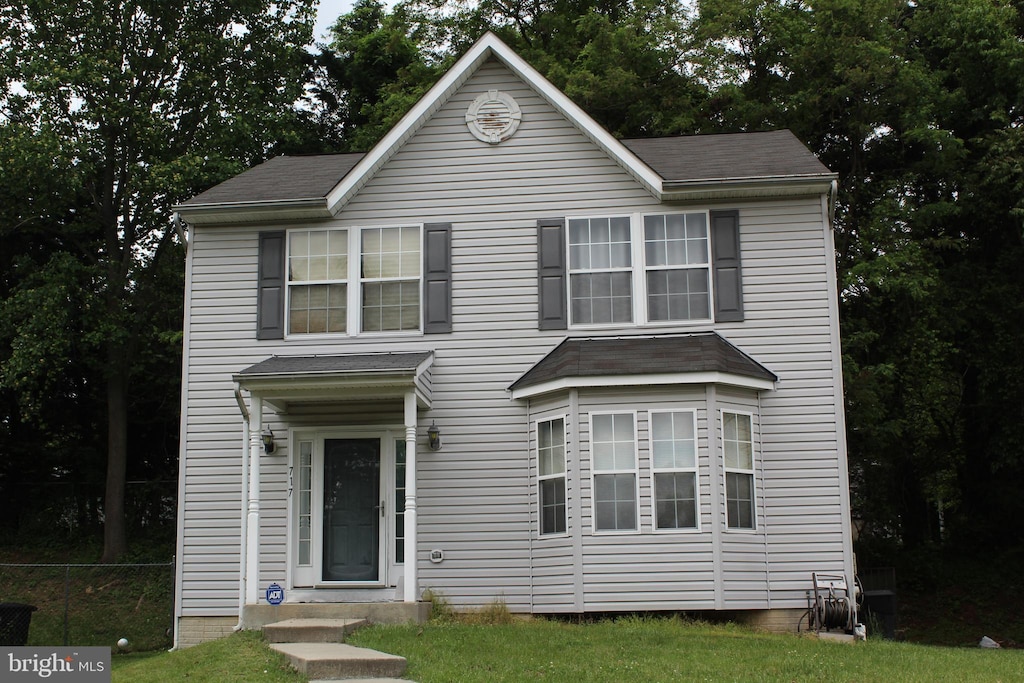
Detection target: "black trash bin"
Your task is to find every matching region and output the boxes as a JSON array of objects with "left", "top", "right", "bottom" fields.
[
  {"left": 862, "top": 590, "right": 897, "bottom": 640},
  {"left": 0, "top": 603, "right": 38, "bottom": 646}
]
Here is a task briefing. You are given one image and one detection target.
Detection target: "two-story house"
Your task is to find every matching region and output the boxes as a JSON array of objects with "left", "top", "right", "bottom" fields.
[{"left": 172, "top": 32, "right": 853, "bottom": 647}]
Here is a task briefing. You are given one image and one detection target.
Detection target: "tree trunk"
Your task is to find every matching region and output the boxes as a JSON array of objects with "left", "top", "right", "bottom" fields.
[{"left": 100, "top": 345, "right": 129, "bottom": 563}]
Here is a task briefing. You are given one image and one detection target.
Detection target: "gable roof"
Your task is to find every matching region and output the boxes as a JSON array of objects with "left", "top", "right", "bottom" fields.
[
  {"left": 508, "top": 332, "right": 777, "bottom": 399},
  {"left": 175, "top": 32, "right": 835, "bottom": 225}
]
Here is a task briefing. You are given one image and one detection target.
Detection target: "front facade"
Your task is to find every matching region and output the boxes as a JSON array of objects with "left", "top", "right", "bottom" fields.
[{"left": 173, "top": 33, "right": 853, "bottom": 647}]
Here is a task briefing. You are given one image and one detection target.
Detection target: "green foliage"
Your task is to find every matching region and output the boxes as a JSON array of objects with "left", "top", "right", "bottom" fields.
[{"left": 0, "top": 0, "right": 316, "bottom": 556}]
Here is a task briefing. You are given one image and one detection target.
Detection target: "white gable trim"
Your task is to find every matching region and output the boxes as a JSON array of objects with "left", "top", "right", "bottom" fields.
[{"left": 324, "top": 32, "right": 664, "bottom": 214}]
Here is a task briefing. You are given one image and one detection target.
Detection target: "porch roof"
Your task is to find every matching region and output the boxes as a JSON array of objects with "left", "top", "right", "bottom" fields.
[
  {"left": 234, "top": 351, "right": 434, "bottom": 411},
  {"left": 508, "top": 333, "right": 777, "bottom": 399}
]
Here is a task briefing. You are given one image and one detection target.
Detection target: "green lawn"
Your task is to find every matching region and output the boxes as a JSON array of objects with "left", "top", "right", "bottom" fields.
[{"left": 111, "top": 617, "right": 1024, "bottom": 683}]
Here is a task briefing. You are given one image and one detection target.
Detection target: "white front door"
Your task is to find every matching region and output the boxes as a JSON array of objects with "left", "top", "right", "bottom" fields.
[{"left": 292, "top": 430, "right": 405, "bottom": 588}]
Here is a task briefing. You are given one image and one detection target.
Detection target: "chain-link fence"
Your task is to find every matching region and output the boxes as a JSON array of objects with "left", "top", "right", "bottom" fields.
[{"left": 0, "top": 561, "right": 174, "bottom": 650}]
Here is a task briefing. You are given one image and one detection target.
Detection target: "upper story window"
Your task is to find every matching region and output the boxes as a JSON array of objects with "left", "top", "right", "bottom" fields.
[
  {"left": 361, "top": 227, "right": 421, "bottom": 332},
  {"left": 644, "top": 213, "right": 710, "bottom": 322},
  {"left": 286, "top": 226, "right": 421, "bottom": 336},
  {"left": 568, "top": 217, "right": 633, "bottom": 325},
  {"left": 288, "top": 229, "right": 349, "bottom": 335},
  {"left": 566, "top": 212, "right": 713, "bottom": 328}
]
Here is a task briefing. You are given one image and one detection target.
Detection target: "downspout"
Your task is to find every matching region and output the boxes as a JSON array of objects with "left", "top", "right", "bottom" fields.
[
  {"left": 233, "top": 386, "right": 250, "bottom": 631},
  {"left": 828, "top": 179, "right": 838, "bottom": 228},
  {"left": 173, "top": 212, "right": 189, "bottom": 252}
]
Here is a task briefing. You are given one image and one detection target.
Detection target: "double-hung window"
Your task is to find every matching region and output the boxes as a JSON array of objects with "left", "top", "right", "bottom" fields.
[
  {"left": 286, "top": 226, "right": 421, "bottom": 335},
  {"left": 537, "top": 418, "right": 567, "bottom": 535},
  {"left": 568, "top": 217, "right": 633, "bottom": 325},
  {"left": 651, "top": 411, "right": 699, "bottom": 530},
  {"left": 644, "top": 213, "right": 710, "bottom": 322},
  {"left": 288, "top": 229, "right": 348, "bottom": 334},
  {"left": 566, "top": 212, "right": 713, "bottom": 327},
  {"left": 722, "top": 411, "right": 756, "bottom": 529},
  {"left": 591, "top": 413, "right": 638, "bottom": 532}
]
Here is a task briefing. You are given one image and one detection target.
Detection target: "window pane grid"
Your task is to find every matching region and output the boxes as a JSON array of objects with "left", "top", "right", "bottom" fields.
[
  {"left": 362, "top": 281, "right": 420, "bottom": 332},
  {"left": 651, "top": 411, "right": 698, "bottom": 530},
  {"left": 297, "top": 441, "right": 313, "bottom": 566},
  {"left": 723, "top": 412, "right": 755, "bottom": 529},
  {"left": 569, "top": 216, "right": 633, "bottom": 325},
  {"left": 591, "top": 413, "right": 637, "bottom": 532},
  {"left": 538, "top": 418, "right": 567, "bottom": 535},
  {"left": 289, "top": 283, "right": 347, "bottom": 334},
  {"left": 395, "top": 439, "right": 406, "bottom": 563},
  {"left": 644, "top": 213, "right": 711, "bottom": 322}
]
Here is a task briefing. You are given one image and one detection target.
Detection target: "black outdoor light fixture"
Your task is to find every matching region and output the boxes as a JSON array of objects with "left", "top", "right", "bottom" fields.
[
  {"left": 427, "top": 421, "right": 441, "bottom": 451},
  {"left": 261, "top": 427, "right": 276, "bottom": 454}
]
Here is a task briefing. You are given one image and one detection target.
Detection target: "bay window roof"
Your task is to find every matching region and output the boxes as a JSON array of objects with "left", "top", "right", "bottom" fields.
[{"left": 509, "top": 332, "right": 776, "bottom": 399}]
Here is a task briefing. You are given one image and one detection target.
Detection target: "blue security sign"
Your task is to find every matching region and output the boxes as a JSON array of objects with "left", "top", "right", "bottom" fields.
[{"left": 266, "top": 582, "right": 284, "bottom": 605}]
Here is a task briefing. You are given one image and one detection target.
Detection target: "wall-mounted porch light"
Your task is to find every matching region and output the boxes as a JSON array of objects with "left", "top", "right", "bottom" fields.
[
  {"left": 427, "top": 421, "right": 442, "bottom": 451},
  {"left": 261, "top": 427, "right": 276, "bottom": 454}
]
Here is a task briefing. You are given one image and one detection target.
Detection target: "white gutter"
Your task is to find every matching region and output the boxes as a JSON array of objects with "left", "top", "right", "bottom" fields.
[{"left": 233, "top": 386, "right": 250, "bottom": 631}]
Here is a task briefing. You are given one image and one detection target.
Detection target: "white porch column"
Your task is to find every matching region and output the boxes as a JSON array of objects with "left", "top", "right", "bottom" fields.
[
  {"left": 246, "top": 394, "right": 263, "bottom": 605},
  {"left": 403, "top": 391, "right": 418, "bottom": 603}
]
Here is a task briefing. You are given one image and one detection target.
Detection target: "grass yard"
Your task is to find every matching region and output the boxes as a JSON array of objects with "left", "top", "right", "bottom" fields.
[
  {"left": 111, "top": 630, "right": 304, "bottom": 683},
  {"left": 110, "top": 616, "right": 1024, "bottom": 683}
]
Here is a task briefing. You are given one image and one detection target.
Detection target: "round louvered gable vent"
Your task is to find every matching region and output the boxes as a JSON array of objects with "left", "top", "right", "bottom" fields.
[{"left": 466, "top": 90, "right": 522, "bottom": 144}]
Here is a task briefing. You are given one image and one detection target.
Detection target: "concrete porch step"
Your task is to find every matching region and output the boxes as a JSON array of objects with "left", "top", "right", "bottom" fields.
[
  {"left": 264, "top": 618, "right": 368, "bottom": 643},
  {"left": 270, "top": 642, "right": 407, "bottom": 681}
]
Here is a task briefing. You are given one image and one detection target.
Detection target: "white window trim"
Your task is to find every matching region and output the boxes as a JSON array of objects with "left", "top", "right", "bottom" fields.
[
  {"left": 721, "top": 409, "right": 758, "bottom": 532},
  {"left": 566, "top": 211, "right": 715, "bottom": 330},
  {"left": 536, "top": 415, "right": 569, "bottom": 538},
  {"left": 649, "top": 409, "right": 701, "bottom": 533},
  {"left": 588, "top": 410, "right": 640, "bottom": 535},
  {"left": 284, "top": 224, "right": 425, "bottom": 339}
]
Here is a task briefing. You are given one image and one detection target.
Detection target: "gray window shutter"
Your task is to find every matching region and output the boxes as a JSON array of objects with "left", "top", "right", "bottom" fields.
[
  {"left": 257, "top": 231, "right": 286, "bottom": 339},
  {"left": 423, "top": 223, "right": 452, "bottom": 334},
  {"left": 538, "top": 218, "right": 567, "bottom": 330},
  {"left": 710, "top": 210, "right": 744, "bottom": 322}
]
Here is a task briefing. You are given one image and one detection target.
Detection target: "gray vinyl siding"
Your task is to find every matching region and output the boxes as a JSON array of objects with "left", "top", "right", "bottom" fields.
[{"left": 178, "top": 58, "right": 850, "bottom": 616}]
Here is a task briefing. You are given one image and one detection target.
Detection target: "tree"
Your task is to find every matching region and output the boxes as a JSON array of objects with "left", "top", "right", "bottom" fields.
[{"left": 0, "top": 0, "right": 315, "bottom": 560}]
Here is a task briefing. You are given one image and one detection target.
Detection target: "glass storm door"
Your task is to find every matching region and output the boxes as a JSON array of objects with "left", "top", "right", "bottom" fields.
[
  {"left": 292, "top": 432, "right": 403, "bottom": 588},
  {"left": 322, "top": 438, "right": 381, "bottom": 582}
]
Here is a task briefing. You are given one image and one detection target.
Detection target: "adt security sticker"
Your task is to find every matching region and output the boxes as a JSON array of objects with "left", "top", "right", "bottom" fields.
[{"left": 266, "top": 583, "right": 284, "bottom": 605}]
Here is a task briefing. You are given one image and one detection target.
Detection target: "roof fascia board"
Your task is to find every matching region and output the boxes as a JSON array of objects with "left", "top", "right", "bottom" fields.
[
  {"left": 324, "top": 32, "right": 666, "bottom": 212},
  {"left": 509, "top": 371, "right": 777, "bottom": 400},
  {"left": 173, "top": 198, "right": 332, "bottom": 224},
  {"left": 660, "top": 177, "right": 836, "bottom": 203}
]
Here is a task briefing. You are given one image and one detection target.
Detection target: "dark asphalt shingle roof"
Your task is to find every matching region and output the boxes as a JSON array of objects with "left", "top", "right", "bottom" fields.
[
  {"left": 182, "top": 131, "right": 829, "bottom": 208},
  {"left": 235, "top": 352, "right": 432, "bottom": 378},
  {"left": 621, "top": 130, "right": 831, "bottom": 182},
  {"left": 509, "top": 333, "right": 776, "bottom": 392},
  {"left": 181, "top": 153, "right": 365, "bottom": 206}
]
